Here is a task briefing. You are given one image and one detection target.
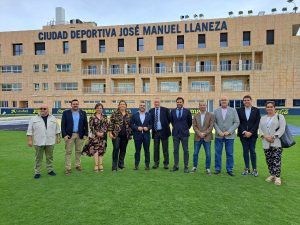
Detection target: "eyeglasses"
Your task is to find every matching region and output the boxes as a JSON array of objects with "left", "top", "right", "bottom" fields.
[{"left": 39, "top": 108, "right": 47, "bottom": 110}]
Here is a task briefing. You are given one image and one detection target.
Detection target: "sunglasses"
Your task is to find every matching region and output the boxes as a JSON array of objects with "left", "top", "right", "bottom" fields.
[{"left": 39, "top": 108, "right": 47, "bottom": 110}]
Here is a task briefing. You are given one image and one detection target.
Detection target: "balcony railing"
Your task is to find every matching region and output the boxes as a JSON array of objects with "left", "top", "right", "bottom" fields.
[
  {"left": 222, "top": 84, "right": 250, "bottom": 92},
  {"left": 157, "top": 86, "right": 182, "bottom": 93},
  {"left": 112, "top": 86, "right": 135, "bottom": 94},
  {"left": 82, "top": 68, "right": 106, "bottom": 75},
  {"left": 82, "top": 87, "right": 105, "bottom": 94},
  {"left": 189, "top": 85, "right": 215, "bottom": 92},
  {"left": 220, "top": 63, "right": 262, "bottom": 72}
]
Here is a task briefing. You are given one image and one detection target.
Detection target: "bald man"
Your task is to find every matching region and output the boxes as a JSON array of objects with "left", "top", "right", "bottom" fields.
[
  {"left": 27, "top": 104, "right": 61, "bottom": 179},
  {"left": 213, "top": 96, "right": 240, "bottom": 176}
]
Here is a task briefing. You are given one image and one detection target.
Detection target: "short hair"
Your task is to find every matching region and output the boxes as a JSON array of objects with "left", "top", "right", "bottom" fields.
[
  {"left": 243, "top": 95, "right": 252, "bottom": 101},
  {"left": 71, "top": 99, "right": 79, "bottom": 104},
  {"left": 94, "top": 103, "right": 104, "bottom": 109},
  {"left": 140, "top": 100, "right": 145, "bottom": 104},
  {"left": 176, "top": 97, "right": 184, "bottom": 103},
  {"left": 118, "top": 100, "right": 127, "bottom": 107},
  {"left": 199, "top": 100, "right": 206, "bottom": 105},
  {"left": 265, "top": 101, "right": 275, "bottom": 107}
]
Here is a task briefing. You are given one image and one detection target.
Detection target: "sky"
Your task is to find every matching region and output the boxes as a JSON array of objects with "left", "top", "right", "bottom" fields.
[{"left": 0, "top": 0, "right": 297, "bottom": 31}]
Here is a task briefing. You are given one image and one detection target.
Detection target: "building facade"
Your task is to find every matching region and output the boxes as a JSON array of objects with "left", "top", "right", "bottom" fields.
[{"left": 0, "top": 13, "right": 300, "bottom": 112}]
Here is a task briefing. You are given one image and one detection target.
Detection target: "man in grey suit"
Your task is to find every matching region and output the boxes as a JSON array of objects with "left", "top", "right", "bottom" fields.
[{"left": 214, "top": 96, "right": 240, "bottom": 176}]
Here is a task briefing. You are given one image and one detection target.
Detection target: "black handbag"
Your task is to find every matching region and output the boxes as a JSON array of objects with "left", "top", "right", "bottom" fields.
[{"left": 276, "top": 115, "right": 296, "bottom": 148}]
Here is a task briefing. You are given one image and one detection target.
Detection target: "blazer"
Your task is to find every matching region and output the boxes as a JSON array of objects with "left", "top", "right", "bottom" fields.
[
  {"left": 170, "top": 108, "right": 193, "bottom": 137},
  {"left": 214, "top": 107, "right": 240, "bottom": 139},
  {"left": 27, "top": 114, "right": 61, "bottom": 146},
  {"left": 61, "top": 109, "right": 88, "bottom": 139},
  {"left": 259, "top": 113, "right": 286, "bottom": 149},
  {"left": 149, "top": 106, "right": 171, "bottom": 139},
  {"left": 130, "top": 111, "right": 152, "bottom": 140},
  {"left": 192, "top": 112, "right": 214, "bottom": 142},
  {"left": 237, "top": 106, "right": 261, "bottom": 138}
]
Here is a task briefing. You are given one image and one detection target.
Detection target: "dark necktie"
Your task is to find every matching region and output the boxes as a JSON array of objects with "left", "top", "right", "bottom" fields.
[
  {"left": 154, "top": 108, "right": 158, "bottom": 131},
  {"left": 178, "top": 109, "right": 182, "bottom": 118}
]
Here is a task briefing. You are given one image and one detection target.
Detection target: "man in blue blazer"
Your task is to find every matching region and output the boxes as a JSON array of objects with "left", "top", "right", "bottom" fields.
[
  {"left": 130, "top": 101, "right": 152, "bottom": 170},
  {"left": 237, "top": 95, "right": 261, "bottom": 177},
  {"left": 149, "top": 98, "right": 171, "bottom": 169},
  {"left": 61, "top": 99, "right": 88, "bottom": 175},
  {"left": 170, "top": 97, "right": 192, "bottom": 173}
]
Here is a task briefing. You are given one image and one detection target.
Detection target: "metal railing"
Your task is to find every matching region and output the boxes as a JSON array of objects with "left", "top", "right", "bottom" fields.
[
  {"left": 82, "top": 87, "right": 106, "bottom": 94},
  {"left": 221, "top": 84, "right": 250, "bottom": 92},
  {"left": 157, "top": 86, "right": 182, "bottom": 93},
  {"left": 111, "top": 86, "right": 135, "bottom": 94},
  {"left": 189, "top": 85, "right": 215, "bottom": 92}
]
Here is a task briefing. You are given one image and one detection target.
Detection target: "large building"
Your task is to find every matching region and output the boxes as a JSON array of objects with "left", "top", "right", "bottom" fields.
[{"left": 0, "top": 9, "right": 300, "bottom": 113}]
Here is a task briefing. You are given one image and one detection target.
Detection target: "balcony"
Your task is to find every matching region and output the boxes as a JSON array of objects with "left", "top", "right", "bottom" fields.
[
  {"left": 189, "top": 85, "right": 215, "bottom": 92},
  {"left": 157, "top": 86, "right": 182, "bottom": 93},
  {"left": 82, "top": 68, "right": 106, "bottom": 76},
  {"left": 220, "top": 63, "right": 262, "bottom": 72},
  {"left": 82, "top": 87, "right": 105, "bottom": 94},
  {"left": 112, "top": 86, "right": 135, "bottom": 94},
  {"left": 222, "top": 84, "right": 250, "bottom": 92}
]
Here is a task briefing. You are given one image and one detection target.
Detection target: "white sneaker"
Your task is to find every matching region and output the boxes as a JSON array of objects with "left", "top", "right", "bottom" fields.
[
  {"left": 265, "top": 175, "right": 275, "bottom": 182},
  {"left": 190, "top": 167, "right": 197, "bottom": 173},
  {"left": 274, "top": 177, "right": 282, "bottom": 186},
  {"left": 206, "top": 169, "right": 211, "bottom": 175}
]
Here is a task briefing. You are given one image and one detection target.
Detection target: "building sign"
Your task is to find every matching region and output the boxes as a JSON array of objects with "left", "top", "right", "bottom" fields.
[
  {"left": 38, "top": 21, "right": 228, "bottom": 40},
  {"left": 51, "top": 108, "right": 139, "bottom": 115}
]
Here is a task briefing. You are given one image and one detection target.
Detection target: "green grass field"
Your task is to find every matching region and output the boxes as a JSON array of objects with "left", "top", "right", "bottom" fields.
[{"left": 0, "top": 118, "right": 299, "bottom": 225}]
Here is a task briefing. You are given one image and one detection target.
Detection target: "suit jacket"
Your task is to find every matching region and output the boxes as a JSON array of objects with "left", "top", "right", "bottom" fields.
[
  {"left": 237, "top": 106, "right": 261, "bottom": 138},
  {"left": 130, "top": 111, "right": 152, "bottom": 140},
  {"left": 259, "top": 114, "right": 286, "bottom": 149},
  {"left": 170, "top": 108, "right": 192, "bottom": 137},
  {"left": 214, "top": 107, "right": 240, "bottom": 139},
  {"left": 61, "top": 109, "right": 88, "bottom": 139},
  {"left": 192, "top": 112, "right": 214, "bottom": 142},
  {"left": 149, "top": 106, "right": 171, "bottom": 139}
]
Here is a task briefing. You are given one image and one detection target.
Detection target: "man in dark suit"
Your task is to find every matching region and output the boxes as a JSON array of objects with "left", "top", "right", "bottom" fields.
[
  {"left": 170, "top": 97, "right": 192, "bottom": 173},
  {"left": 61, "top": 99, "right": 88, "bottom": 175},
  {"left": 237, "top": 95, "right": 261, "bottom": 177},
  {"left": 130, "top": 101, "right": 152, "bottom": 170},
  {"left": 149, "top": 98, "right": 171, "bottom": 169}
]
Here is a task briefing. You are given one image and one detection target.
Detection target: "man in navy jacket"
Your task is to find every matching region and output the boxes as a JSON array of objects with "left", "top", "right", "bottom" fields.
[
  {"left": 170, "top": 97, "right": 192, "bottom": 173},
  {"left": 130, "top": 101, "right": 152, "bottom": 170},
  {"left": 149, "top": 98, "right": 171, "bottom": 169},
  {"left": 61, "top": 99, "right": 88, "bottom": 175}
]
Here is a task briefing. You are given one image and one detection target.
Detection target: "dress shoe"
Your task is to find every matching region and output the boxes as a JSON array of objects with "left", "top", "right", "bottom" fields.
[
  {"left": 34, "top": 174, "right": 41, "bottom": 179},
  {"left": 75, "top": 166, "right": 82, "bottom": 171},
  {"left": 145, "top": 166, "right": 150, "bottom": 170},
  {"left": 214, "top": 170, "right": 221, "bottom": 175},
  {"left": 170, "top": 167, "right": 179, "bottom": 172},
  {"left": 164, "top": 165, "right": 169, "bottom": 170},
  {"left": 184, "top": 168, "right": 189, "bottom": 174},
  {"left": 227, "top": 171, "right": 235, "bottom": 176},
  {"left": 133, "top": 166, "right": 139, "bottom": 170},
  {"left": 65, "top": 169, "right": 71, "bottom": 176},
  {"left": 152, "top": 165, "right": 159, "bottom": 169},
  {"left": 48, "top": 171, "right": 56, "bottom": 176}
]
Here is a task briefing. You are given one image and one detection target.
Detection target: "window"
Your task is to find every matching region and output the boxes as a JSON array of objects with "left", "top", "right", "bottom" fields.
[
  {"left": 0, "top": 101, "right": 9, "bottom": 107},
  {"left": 88, "top": 65, "right": 97, "bottom": 74},
  {"left": 34, "top": 101, "right": 44, "bottom": 104},
  {"left": 118, "top": 39, "right": 124, "bottom": 52},
  {"left": 129, "top": 64, "right": 136, "bottom": 74},
  {"left": 63, "top": 41, "right": 69, "bottom": 54},
  {"left": 157, "top": 37, "right": 163, "bottom": 50},
  {"left": 35, "top": 42, "right": 45, "bottom": 55},
  {"left": 222, "top": 80, "right": 244, "bottom": 91},
  {"left": 84, "top": 100, "right": 105, "bottom": 104},
  {"left": 243, "top": 31, "right": 251, "bottom": 46},
  {"left": 229, "top": 100, "right": 243, "bottom": 108},
  {"left": 155, "top": 63, "right": 166, "bottom": 73},
  {"left": 54, "top": 82, "right": 78, "bottom": 90},
  {"left": 99, "top": 40, "right": 105, "bottom": 53},
  {"left": 54, "top": 101, "right": 61, "bottom": 108},
  {"left": 178, "top": 63, "right": 184, "bottom": 73},
  {"left": 1, "top": 83, "right": 22, "bottom": 91},
  {"left": 220, "top": 33, "right": 228, "bottom": 47},
  {"left": 293, "top": 99, "right": 300, "bottom": 107},
  {"left": 198, "top": 34, "right": 206, "bottom": 48},
  {"left": 81, "top": 40, "right": 87, "bottom": 53},
  {"left": 257, "top": 99, "right": 285, "bottom": 107},
  {"left": 56, "top": 64, "right": 71, "bottom": 72},
  {"left": 34, "top": 83, "right": 40, "bottom": 91},
  {"left": 13, "top": 44, "right": 23, "bottom": 56},
  {"left": 12, "top": 101, "right": 17, "bottom": 107},
  {"left": 33, "top": 64, "right": 39, "bottom": 72},
  {"left": 137, "top": 38, "right": 144, "bottom": 51},
  {"left": 0, "top": 65, "right": 22, "bottom": 73},
  {"left": 191, "top": 81, "right": 210, "bottom": 92},
  {"left": 42, "top": 64, "right": 48, "bottom": 72},
  {"left": 160, "top": 82, "right": 181, "bottom": 92},
  {"left": 43, "top": 83, "right": 48, "bottom": 91},
  {"left": 110, "top": 64, "right": 120, "bottom": 74},
  {"left": 266, "top": 30, "right": 274, "bottom": 45},
  {"left": 242, "top": 59, "right": 252, "bottom": 70},
  {"left": 177, "top": 35, "right": 184, "bottom": 49},
  {"left": 220, "top": 60, "right": 231, "bottom": 71}
]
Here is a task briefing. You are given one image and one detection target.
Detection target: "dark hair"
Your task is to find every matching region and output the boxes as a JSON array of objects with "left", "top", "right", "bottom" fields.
[
  {"left": 265, "top": 101, "right": 275, "bottom": 107},
  {"left": 140, "top": 100, "right": 145, "bottom": 104},
  {"left": 176, "top": 97, "right": 184, "bottom": 103},
  {"left": 118, "top": 100, "right": 127, "bottom": 107},
  {"left": 71, "top": 99, "right": 79, "bottom": 104},
  {"left": 95, "top": 103, "right": 104, "bottom": 109},
  {"left": 243, "top": 95, "right": 252, "bottom": 101}
]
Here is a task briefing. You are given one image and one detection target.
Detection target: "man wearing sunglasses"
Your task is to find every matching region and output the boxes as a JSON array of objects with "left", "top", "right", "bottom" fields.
[{"left": 27, "top": 104, "right": 61, "bottom": 179}]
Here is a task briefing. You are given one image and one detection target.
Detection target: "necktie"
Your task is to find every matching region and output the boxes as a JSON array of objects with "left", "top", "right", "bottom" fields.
[
  {"left": 178, "top": 109, "right": 182, "bottom": 118},
  {"left": 154, "top": 108, "right": 158, "bottom": 131}
]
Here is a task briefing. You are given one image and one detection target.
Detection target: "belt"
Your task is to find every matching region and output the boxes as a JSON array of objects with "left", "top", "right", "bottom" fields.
[{"left": 72, "top": 132, "right": 78, "bottom": 133}]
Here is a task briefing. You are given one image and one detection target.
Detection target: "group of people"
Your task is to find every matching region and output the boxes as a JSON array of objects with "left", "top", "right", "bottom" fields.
[{"left": 26, "top": 95, "right": 287, "bottom": 185}]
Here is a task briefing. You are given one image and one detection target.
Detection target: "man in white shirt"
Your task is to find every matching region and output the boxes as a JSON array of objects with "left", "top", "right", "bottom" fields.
[{"left": 27, "top": 104, "right": 61, "bottom": 179}]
